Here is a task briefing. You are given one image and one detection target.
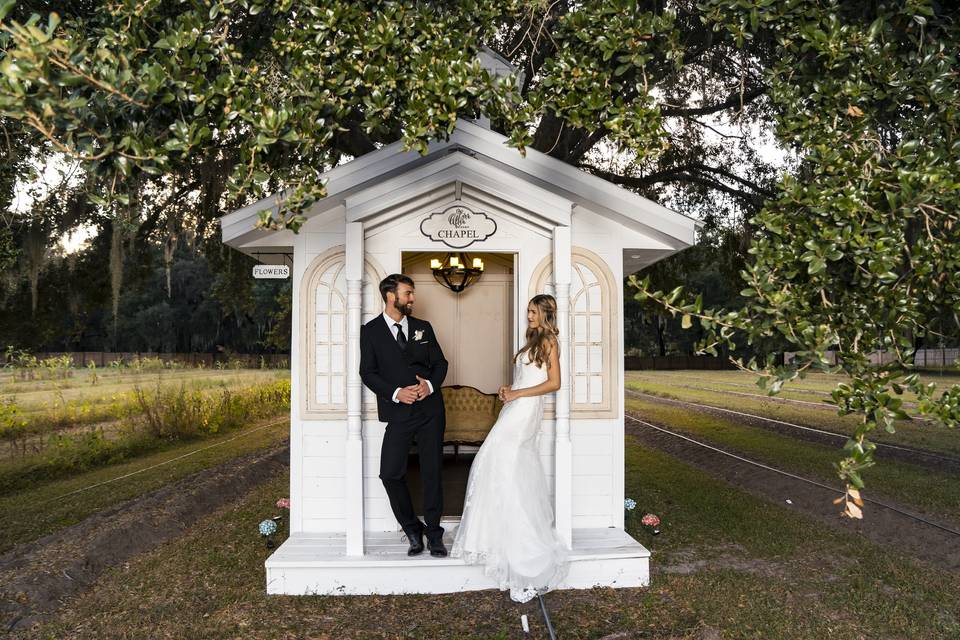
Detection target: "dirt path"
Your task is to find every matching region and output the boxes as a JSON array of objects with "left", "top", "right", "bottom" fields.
[
  {"left": 624, "top": 412, "right": 960, "bottom": 573},
  {"left": 626, "top": 388, "right": 960, "bottom": 473},
  {"left": 0, "top": 441, "right": 289, "bottom": 632}
]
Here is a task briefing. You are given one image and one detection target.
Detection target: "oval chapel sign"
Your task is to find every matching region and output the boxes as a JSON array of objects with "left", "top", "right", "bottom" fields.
[{"left": 420, "top": 204, "right": 497, "bottom": 249}]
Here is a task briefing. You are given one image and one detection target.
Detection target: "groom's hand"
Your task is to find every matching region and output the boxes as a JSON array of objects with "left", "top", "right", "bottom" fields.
[
  {"left": 415, "top": 375, "right": 432, "bottom": 400},
  {"left": 396, "top": 385, "right": 420, "bottom": 404}
]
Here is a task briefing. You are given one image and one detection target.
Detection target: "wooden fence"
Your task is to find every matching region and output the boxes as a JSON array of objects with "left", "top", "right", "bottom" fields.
[
  {"left": 784, "top": 348, "right": 959, "bottom": 370},
  {"left": 0, "top": 351, "right": 290, "bottom": 369}
]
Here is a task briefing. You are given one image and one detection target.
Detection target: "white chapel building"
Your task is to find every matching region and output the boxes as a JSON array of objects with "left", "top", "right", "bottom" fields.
[{"left": 220, "top": 110, "right": 698, "bottom": 595}]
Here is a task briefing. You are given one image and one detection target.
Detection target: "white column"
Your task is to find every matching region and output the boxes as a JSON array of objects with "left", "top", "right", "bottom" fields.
[
  {"left": 345, "top": 222, "right": 365, "bottom": 555},
  {"left": 552, "top": 226, "right": 573, "bottom": 548},
  {"left": 289, "top": 237, "right": 304, "bottom": 535}
]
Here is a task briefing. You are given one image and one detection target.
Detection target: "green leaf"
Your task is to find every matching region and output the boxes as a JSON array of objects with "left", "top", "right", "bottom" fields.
[{"left": 0, "top": 0, "right": 15, "bottom": 21}]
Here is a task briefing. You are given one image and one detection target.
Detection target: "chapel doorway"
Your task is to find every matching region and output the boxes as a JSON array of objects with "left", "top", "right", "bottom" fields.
[{"left": 400, "top": 251, "right": 515, "bottom": 517}]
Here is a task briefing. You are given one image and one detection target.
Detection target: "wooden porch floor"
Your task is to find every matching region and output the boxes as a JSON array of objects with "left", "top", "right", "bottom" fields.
[{"left": 265, "top": 526, "right": 650, "bottom": 595}]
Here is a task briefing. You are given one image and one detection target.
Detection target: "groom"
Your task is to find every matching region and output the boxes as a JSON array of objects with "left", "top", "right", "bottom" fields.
[{"left": 359, "top": 274, "right": 449, "bottom": 557}]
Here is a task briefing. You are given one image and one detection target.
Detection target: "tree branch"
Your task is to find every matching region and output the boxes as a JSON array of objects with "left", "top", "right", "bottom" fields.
[
  {"left": 582, "top": 161, "right": 774, "bottom": 198},
  {"left": 581, "top": 163, "right": 771, "bottom": 206},
  {"left": 660, "top": 85, "right": 766, "bottom": 118}
]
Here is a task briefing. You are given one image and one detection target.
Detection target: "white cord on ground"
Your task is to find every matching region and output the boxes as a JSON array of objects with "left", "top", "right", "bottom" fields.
[
  {"left": 37, "top": 418, "right": 289, "bottom": 506},
  {"left": 624, "top": 413, "right": 960, "bottom": 537},
  {"left": 625, "top": 388, "right": 956, "bottom": 462}
]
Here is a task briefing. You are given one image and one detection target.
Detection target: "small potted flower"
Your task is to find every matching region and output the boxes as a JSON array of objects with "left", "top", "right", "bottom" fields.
[
  {"left": 259, "top": 518, "right": 278, "bottom": 548},
  {"left": 624, "top": 497, "right": 638, "bottom": 531},
  {"left": 625, "top": 497, "right": 661, "bottom": 536},
  {"left": 641, "top": 513, "right": 661, "bottom": 535},
  {"left": 258, "top": 498, "right": 291, "bottom": 548}
]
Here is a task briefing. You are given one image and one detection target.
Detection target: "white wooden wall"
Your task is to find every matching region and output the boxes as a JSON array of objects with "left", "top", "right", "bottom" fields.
[{"left": 289, "top": 211, "right": 346, "bottom": 535}]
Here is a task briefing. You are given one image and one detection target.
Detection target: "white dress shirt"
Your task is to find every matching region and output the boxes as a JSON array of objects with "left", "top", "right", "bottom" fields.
[{"left": 382, "top": 312, "right": 433, "bottom": 402}]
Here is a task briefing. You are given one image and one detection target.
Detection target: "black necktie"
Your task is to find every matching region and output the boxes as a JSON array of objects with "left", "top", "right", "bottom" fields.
[{"left": 394, "top": 322, "right": 407, "bottom": 349}]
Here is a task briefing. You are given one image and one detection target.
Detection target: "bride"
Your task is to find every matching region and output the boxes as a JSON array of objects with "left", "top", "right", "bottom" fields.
[{"left": 450, "top": 294, "right": 569, "bottom": 602}]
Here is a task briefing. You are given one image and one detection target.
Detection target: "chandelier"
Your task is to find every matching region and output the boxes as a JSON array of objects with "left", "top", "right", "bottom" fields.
[{"left": 430, "top": 252, "right": 484, "bottom": 293}]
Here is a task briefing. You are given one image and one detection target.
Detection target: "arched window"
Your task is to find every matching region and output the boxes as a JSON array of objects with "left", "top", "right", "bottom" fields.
[
  {"left": 302, "top": 250, "right": 347, "bottom": 415},
  {"left": 302, "top": 247, "right": 385, "bottom": 418},
  {"left": 531, "top": 247, "right": 617, "bottom": 417}
]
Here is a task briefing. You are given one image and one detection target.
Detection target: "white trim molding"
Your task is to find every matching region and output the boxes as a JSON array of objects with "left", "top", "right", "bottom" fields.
[{"left": 552, "top": 226, "right": 573, "bottom": 549}]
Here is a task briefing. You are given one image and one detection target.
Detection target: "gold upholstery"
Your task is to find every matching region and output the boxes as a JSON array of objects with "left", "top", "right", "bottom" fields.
[{"left": 441, "top": 385, "right": 503, "bottom": 446}]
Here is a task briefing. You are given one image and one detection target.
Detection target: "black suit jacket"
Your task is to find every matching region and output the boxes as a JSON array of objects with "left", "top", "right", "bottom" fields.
[{"left": 359, "top": 315, "right": 448, "bottom": 423}]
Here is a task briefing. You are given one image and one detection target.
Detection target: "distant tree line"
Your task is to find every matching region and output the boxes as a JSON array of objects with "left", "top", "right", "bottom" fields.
[{"left": 0, "top": 225, "right": 290, "bottom": 354}]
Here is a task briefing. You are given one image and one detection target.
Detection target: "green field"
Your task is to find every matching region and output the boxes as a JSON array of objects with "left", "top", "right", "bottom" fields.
[
  {"left": 626, "top": 395, "right": 960, "bottom": 526},
  {"left": 0, "top": 367, "right": 291, "bottom": 500},
  {"left": 6, "top": 368, "right": 959, "bottom": 638},
  {"left": 1, "top": 368, "right": 288, "bottom": 441},
  {"left": 0, "top": 417, "right": 289, "bottom": 554},
  {"left": 23, "top": 436, "right": 960, "bottom": 639},
  {"left": 625, "top": 370, "right": 960, "bottom": 457},
  {"left": 0, "top": 366, "right": 292, "bottom": 552}
]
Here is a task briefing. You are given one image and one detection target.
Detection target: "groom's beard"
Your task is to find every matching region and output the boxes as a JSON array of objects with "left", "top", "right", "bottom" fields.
[{"left": 394, "top": 299, "right": 413, "bottom": 317}]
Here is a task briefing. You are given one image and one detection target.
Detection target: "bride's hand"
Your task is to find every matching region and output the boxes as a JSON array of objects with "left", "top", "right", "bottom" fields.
[
  {"left": 497, "top": 385, "right": 510, "bottom": 401},
  {"left": 500, "top": 387, "right": 519, "bottom": 403}
]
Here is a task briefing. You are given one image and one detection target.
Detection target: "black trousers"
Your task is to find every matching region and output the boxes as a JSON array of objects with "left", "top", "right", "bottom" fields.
[{"left": 379, "top": 404, "right": 445, "bottom": 542}]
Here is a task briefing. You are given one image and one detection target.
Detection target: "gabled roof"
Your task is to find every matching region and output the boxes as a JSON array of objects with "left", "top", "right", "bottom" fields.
[{"left": 220, "top": 119, "right": 701, "bottom": 253}]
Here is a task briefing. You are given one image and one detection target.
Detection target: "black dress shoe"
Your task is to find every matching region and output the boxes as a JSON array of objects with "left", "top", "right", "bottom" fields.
[
  {"left": 404, "top": 528, "right": 424, "bottom": 556},
  {"left": 427, "top": 538, "right": 448, "bottom": 557}
]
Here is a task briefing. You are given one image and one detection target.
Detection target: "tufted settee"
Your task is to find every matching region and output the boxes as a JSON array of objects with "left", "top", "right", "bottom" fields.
[{"left": 441, "top": 385, "right": 503, "bottom": 456}]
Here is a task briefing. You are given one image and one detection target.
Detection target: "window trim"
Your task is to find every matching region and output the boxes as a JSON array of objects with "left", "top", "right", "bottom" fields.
[{"left": 530, "top": 247, "right": 619, "bottom": 418}]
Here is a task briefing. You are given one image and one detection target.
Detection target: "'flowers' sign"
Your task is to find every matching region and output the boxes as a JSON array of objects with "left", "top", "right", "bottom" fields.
[
  {"left": 253, "top": 265, "right": 290, "bottom": 279},
  {"left": 420, "top": 204, "right": 497, "bottom": 249}
]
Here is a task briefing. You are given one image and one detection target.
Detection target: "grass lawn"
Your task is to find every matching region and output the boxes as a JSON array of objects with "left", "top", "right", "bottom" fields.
[
  {"left": 625, "top": 373, "right": 960, "bottom": 457},
  {"left": 1, "top": 368, "right": 289, "bottom": 434},
  {"left": 0, "top": 417, "right": 289, "bottom": 554},
  {"left": 626, "top": 369, "right": 960, "bottom": 399},
  {"left": 23, "top": 438, "right": 960, "bottom": 639},
  {"left": 627, "top": 396, "right": 960, "bottom": 527}
]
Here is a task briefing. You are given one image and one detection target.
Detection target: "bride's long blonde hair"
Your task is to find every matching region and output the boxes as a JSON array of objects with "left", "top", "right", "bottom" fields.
[{"left": 514, "top": 294, "right": 559, "bottom": 369}]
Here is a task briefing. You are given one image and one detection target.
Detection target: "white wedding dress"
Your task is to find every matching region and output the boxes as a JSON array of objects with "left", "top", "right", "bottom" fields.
[{"left": 450, "top": 352, "right": 569, "bottom": 602}]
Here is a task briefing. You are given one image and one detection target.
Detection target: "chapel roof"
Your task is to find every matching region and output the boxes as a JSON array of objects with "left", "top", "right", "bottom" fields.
[{"left": 220, "top": 119, "right": 701, "bottom": 262}]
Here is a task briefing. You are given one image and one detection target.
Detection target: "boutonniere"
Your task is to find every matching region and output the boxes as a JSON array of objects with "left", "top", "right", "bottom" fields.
[{"left": 413, "top": 329, "right": 424, "bottom": 341}]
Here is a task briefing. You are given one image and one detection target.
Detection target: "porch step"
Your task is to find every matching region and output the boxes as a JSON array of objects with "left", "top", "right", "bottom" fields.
[{"left": 265, "top": 527, "right": 650, "bottom": 595}]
